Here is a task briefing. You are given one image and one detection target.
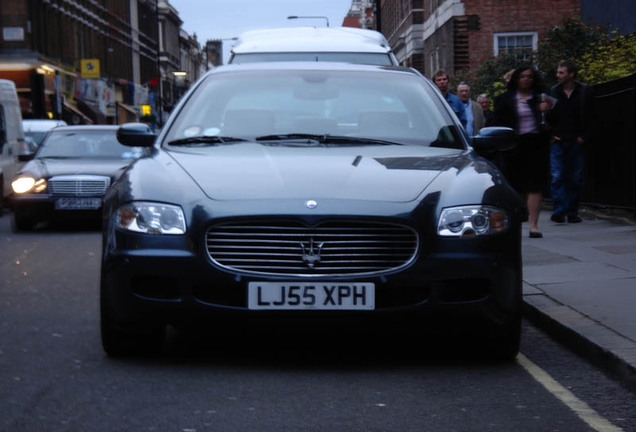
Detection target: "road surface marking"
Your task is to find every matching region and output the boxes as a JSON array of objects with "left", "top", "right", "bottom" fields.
[{"left": 517, "top": 353, "right": 623, "bottom": 432}]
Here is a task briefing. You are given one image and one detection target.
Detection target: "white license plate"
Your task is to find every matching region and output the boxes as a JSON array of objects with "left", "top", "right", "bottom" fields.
[
  {"left": 55, "top": 197, "right": 102, "bottom": 210},
  {"left": 248, "top": 282, "right": 375, "bottom": 310}
]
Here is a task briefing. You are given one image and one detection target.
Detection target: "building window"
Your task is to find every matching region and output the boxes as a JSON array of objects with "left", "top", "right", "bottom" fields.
[{"left": 494, "top": 32, "right": 538, "bottom": 62}]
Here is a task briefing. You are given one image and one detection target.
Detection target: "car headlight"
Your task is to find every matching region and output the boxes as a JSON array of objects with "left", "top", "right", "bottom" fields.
[
  {"left": 437, "top": 205, "right": 508, "bottom": 237},
  {"left": 11, "top": 176, "right": 47, "bottom": 194},
  {"left": 115, "top": 202, "right": 186, "bottom": 235}
]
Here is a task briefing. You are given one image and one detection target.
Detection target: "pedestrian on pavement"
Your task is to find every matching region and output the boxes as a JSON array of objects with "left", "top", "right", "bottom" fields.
[
  {"left": 477, "top": 93, "right": 494, "bottom": 126},
  {"left": 546, "top": 60, "right": 594, "bottom": 224},
  {"left": 491, "top": 65, "right": 551, "bottom": 238},
  {"left": 457, "top": 82, "right": 485, "bottom": 136},
  {"left": 432, "top": 70, "right": 467, "bottom": 128}
]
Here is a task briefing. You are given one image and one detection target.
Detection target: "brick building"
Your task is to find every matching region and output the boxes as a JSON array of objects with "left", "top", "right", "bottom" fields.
[
  {"left": 376, "top": 0, "right": 634, "bottom": 78},
  {"left": 343, "top": 0, "right": 377, "bottom": 29}
]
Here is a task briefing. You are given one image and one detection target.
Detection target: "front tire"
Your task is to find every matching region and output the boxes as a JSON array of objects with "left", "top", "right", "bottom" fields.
[
  {"left": 13, "top": 208, "right": 35, "bottom": 231},
  {"left": 100, "top": 312, "right": 166, "bottom": 357},
  {"left": 100, "top": 280, "right": 165, "bottom": 356},
  {"left": 481, "top": 314, "right": 522, "bottom": 361}
]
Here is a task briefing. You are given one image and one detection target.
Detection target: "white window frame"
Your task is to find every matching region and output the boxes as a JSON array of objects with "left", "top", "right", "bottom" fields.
[{"left": 493, "top": 32, "right": 538, "bottom": 58}]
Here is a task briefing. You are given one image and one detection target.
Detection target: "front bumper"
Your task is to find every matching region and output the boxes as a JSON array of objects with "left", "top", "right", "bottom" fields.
[
  {"left": 101, "top": 230, "right": 522, "bottom": 329},
  {"left": 11, "top": 194, "right": 103, "bottom": 222}
]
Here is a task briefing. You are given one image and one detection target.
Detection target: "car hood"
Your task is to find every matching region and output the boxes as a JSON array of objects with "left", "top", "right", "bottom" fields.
[
  {"left": 30, "top": 157, "right": 133, "bottom": 178},
  {"left": 167, "top": 143, "right": 464, "bottom": 202}
]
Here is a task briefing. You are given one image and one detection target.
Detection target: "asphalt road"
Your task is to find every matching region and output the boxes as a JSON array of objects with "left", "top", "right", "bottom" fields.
[{"left": 0, "top": 213, "right": 634, "bottom": 432}]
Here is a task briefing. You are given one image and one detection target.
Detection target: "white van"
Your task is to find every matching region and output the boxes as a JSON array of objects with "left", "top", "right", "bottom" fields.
[
  {"left": 0, "top": 79, "right": 26, "bottom": 208},
  {"left": 228, "top": 27, "right": 399, "bottom": 66}
]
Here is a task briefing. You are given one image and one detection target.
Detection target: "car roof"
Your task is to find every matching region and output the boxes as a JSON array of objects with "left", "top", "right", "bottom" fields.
[
  {"left": 207, "top": 62, "right": 419, "bottom": 78},
  {"left": 231, "top": 27, "right": 393, "bottom": 54},
  {"left": 48, "top": 125, "right": 120, "bottom": 132},
  {"left": 22, "top": 119, "right": 67, "bottom": 132}
]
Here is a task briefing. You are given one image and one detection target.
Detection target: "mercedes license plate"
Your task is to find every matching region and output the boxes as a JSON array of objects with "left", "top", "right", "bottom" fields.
[
  {"left": 55, "top": 197, "right": 102, "bottom": 210},
  {"left": 248, "top": 282, "right": 375, "bottom": 310}
]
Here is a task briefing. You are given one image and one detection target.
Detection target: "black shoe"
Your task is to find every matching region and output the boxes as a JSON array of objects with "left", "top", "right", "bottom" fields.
[
  {"left": 529, "top": 231, "right": 543, "bottom": 238},
  {"left": 550, "top": 213, "right": 566, "bottom": 223},
  {"left": 567, "top": 215, "right": 582, "bottom": 223}
]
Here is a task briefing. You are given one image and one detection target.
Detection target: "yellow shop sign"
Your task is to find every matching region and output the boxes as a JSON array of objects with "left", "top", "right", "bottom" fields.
[{"left": 80, "top": 59, "right": 101, "bottom": 78}]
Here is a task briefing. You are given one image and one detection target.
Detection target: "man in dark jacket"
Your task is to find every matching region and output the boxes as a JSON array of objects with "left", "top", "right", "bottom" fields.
[{"left": 547, "top": 61, "right": 594, "bottom": 224}]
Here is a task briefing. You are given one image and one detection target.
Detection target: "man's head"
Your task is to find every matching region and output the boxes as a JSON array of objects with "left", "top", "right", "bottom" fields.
[
  {"left": 477, "top": 94, "right": 491, "bottom": 112},
  {"left": 457, "top": 82, "right": 471, "bottom": 103},
  {"left": 433, "top": 70, "right": 450, "bottom": 95},
  {"left": 556, "top": 60, "right": 577, "bottom": 85}
]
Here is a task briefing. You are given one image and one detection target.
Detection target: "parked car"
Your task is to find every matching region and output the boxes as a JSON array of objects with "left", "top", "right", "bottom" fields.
[
  {"left": 102, "top": 63, "right": 524, "bottom": 358},
  {"left": 10, "top": 125, "right": 150, "bottom": 230},
  {"left": 22, "top": 119, "right": 67, "bottom": 149},
  {"left": 227, "top": 26, "right": 399, "bottom": 65}
]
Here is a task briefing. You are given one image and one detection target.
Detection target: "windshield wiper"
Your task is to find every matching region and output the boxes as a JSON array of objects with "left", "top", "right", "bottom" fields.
[
  {"left": 167, "top": 136, "right": 247, "bottom": 146},
  {"left": 255, "top": 134, "right": 402, "bottom": 146}
]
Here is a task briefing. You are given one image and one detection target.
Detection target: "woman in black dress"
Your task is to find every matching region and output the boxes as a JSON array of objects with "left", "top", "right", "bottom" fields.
[{"left": 491, "top": 66, "right": 550, "bottom": 238}]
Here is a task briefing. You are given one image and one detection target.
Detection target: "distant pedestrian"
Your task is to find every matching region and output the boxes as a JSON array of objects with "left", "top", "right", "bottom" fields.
[
  {"left": 477, "top": 93, "right": 494, "bottom": 125},
  {"left": 491, "top": 65, "right": 551, "bottom": 238},
  {"left": 546, "top": 61, "right": 594, "bottom": 224},
  {"left": 457, "top": 82, "right": 485, "bottom": 135},
  {"left": 432, "top": 70, "right": 467, "bottom": 128}
]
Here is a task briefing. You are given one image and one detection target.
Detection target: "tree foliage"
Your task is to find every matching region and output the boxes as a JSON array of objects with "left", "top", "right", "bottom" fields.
[
  {"left": 578, "top": 32, "right": 636, "bottom": 84},
  {"left": 536, "top": 17, "right": 607, "bottom": 86},
  {"left": 469, "top": 53, "right": 521, "bottom": 98},
  {"left": 464, "top": 17, "right": 635, "bottom": 100}
]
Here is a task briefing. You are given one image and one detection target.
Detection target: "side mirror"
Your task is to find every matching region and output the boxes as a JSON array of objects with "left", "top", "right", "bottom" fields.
[
  {"left": 116, "top": 123, "right": 156, "bottom": 147},
  {"left": 471, "top": 127, "right": 516, "bottom": 152},
  {"left": 17, "top": 137, "right": 37, "bottom": 161}
]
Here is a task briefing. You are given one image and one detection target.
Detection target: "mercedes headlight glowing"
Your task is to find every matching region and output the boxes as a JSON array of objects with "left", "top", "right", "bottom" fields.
[
  {"left": 11, "top": 177, "right": 47, "bottom": 194},
  {"left": 116, "top": 202, "right": 186, "bottom": 234},
  {"left": 438, "top": 206, "right": 508, "bottom": 237}
]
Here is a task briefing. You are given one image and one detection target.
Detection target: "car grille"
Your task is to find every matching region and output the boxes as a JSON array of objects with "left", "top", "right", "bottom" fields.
[
  {"left": 48, "top": 175, "right": 111, "bottom": 196},
  {"left": 206, "top": 220, "right": 418, "bottom": 276}
]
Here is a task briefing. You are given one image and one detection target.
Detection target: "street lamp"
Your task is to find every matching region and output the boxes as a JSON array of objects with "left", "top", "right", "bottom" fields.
[{"left": 287, "top": 15, "right": 329, "bottom": 27}]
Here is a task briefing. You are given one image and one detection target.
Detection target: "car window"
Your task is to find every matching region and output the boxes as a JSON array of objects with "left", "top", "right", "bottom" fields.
[
  {"left": 165, "top": 70, "right": 463, "bottom": 148},
  {"left": 25, "top": 131, "right": 48, "bottom": 146},
  {"left": 37, "top": 130, "right": 146, "bottom": 159},
  {"left": 230, "top": 52, "right": 395, "bottom": 66}
]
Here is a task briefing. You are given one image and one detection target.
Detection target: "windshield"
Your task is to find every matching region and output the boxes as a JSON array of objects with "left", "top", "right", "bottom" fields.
[
  {"left": 37, "top": 130, "right": 146, "bottom": 159},
  {"left": 230, "top": 52, "right": 395, "bottom": 65},
  {"left": 164, "top": 69, "right": 464, "bottom": 149}
]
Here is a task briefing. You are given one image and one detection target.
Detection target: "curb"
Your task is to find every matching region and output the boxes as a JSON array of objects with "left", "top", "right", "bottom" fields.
[{"left": 522, "top": 284, "right": 636, "bottom": 393}]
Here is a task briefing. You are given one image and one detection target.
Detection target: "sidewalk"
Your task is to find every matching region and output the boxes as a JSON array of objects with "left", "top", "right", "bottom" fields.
[{"left": 521, "top": 207, "right": 636, "bottom": 392}]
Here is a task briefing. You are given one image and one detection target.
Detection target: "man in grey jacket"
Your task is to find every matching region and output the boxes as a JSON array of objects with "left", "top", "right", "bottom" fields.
[{"left": 457, "top": 82, "right": 485, "bottom": 136}]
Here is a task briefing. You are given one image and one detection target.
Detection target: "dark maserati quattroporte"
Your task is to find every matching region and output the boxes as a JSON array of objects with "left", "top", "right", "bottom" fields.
[{"left": 101, "top": 63, "right": 525, "bottom": 358}]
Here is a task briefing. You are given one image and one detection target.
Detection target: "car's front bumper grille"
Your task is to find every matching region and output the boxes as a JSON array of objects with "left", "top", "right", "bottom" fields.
[
  {"left": 48, "top": 175, "right": 110, "bottom": 196},
  {"left": 206, "top": 220, "right": 418, "bottom": 277}
]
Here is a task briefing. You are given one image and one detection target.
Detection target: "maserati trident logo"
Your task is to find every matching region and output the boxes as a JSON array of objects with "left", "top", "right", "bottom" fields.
[{"left": 300, "top": 237, "right": 324, "bottom": 269}]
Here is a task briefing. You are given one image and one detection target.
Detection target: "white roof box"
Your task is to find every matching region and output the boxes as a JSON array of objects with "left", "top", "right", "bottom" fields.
[{"left": 228, "top": 27, "right": 398, "bottom": 66}]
